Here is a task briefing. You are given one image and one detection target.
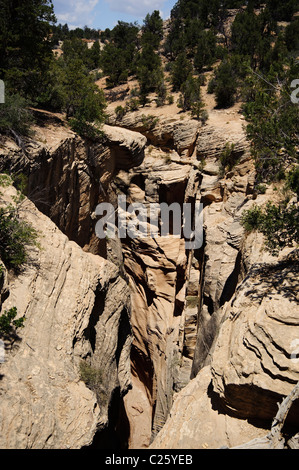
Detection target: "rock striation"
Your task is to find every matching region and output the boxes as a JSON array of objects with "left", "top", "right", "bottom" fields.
[
  {"left": 0, "top": 185, "right": 131, "bottom": 449},
  {"left": 1, "top": 105, "right": 298, "bottom": 450}
]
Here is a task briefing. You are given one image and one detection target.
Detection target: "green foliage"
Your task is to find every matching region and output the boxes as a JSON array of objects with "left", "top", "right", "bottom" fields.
[
  {"left": 194, "top": 30, "right": 217, "bottom": 73},
  {"left": 266, "top": 0, "right": 299, "bottom": 21},
  {"left": 219, "top": 142, "right": 240, "bottom": 172},
  {"left": 126, "top": 98, "right": 140, "bottom": 112},
  {"left": 101, "top": 21, "right": 139, "bottom": 87},
  {"left": 210, "top": 60, "right": 238, "bottom": 108},
  {"left": 0, "top": 93, "right": 34, "bottom": 136},
  {"left": 241, "top": 204, "right": 263, "bottom": 232},
  {"left": 0, "top": 307, "right": 25, "bottom": 336},
  {"left": 0, "top": 204, "right": 39, "bottom": 270},
  {"left": 284, "top": 18, "right": 299, "bottom": 52},
  {"left": 177, "top": 75, "right": 205, "bottom": 120},
  {"left": 79, "top": 360, "right": 103, "bottom": 389},
  {"left": 101, "top": 43, "right": 129, "bottom": 87},
  {"left": 231, "top": 9, "right": 275, "bottom": 70},
  {"left": 141, "top": 114, "right": 159, "bottom": 130},
  {"left": 115, "top": 105, "right": 127, "bottom": 120},
  {"left": 137, "top": 12, "right": 164, "bottom": 101},
  {"left": 0, "top": 0, "right": 56, "bottom": 100},
  {"left": 241, "top": 201, "right": 299, "bottom": 254},
  {"left": 286, "top": 167, "right": 299, "bottom": 197},
  {"left": 170, "top": 52, "right": 193, "bottom": 92},
  {"left": 56, "top": 57, "right": 106, "bottom": 136},
  {"left": 137, "top": 43, "right": 164, "bottom": 106},
  {"left": 142, "top": 10, "right": 164, "bottom": 50},
  {"left": 242, "top": 66, "right": 299, "bottom": 182},
  {"left": 79, "top": 360, "right": 107, "bottom": 404},
  {"left": 51, "top": 23, "right": 100, "bottom": 44},
  {"left": 88, "top": 40, "right": 101, "bottom": 69}
]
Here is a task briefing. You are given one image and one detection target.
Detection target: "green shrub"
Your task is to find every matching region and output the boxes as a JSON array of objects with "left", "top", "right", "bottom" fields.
[
  {"left": 219, "top": 143, "right": 240, "bottom": 172},
  {"left": 0, "top": 205, "right": 38, "bottom": 270},
  {"left": 79, "top": 360, "right": 103, "bottom": 389},
  {"left": 167, "top": 94, "right": 174, "bottom": 105},
  {"left": 141, "top": 114, "right": 159, "bottom": 130},
  {"left": 126, "top": 98, "right": 140, "bottom": 112},
  {"left": 79, "top": 360, "right": 108, "bottom": 405},
  {"left": 115, "top": 105, "right": 127, "bottom": 120},
  {"left": 241, "top": 201, "right": 299, "bottom": 254},
  {"left": 286, "top": 167, "right": 299, "bottom": 197},
  {"left": 0, "top": 93, "right": 34, "bottom": 136},
  {"left": 0, "top": 306, "right": 25, "bottom": 336},
  {"left": 241, "top": 204, "right": 263, "bottom": 232}
]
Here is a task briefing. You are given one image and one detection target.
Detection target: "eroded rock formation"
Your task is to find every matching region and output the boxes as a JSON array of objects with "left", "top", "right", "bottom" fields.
[
  {"left": 0, "top": 185, "right": 131, "bottom": 448},
  {"left": 0, "top": 106, "right": 298, "bottom": 450}
]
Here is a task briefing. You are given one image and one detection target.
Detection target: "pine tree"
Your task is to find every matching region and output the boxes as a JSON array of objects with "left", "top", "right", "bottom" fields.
[
  {"left": 0, "top": 0, "right": 56, "bottom": 100},
  {"left": 170, "top": 52, "right": 193, "bottom": 92}
]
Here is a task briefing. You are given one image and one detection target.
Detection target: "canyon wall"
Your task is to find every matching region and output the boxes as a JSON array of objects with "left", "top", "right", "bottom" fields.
[{"left": 0, "top": 107, "right": 298, "bottom": 449}]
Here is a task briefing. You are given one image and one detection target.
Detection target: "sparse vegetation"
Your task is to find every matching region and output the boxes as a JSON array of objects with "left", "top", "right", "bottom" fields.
[
  {"left": 186, "top": 296, "right": 199, "bottom": 308},
  {"left": 241, "top": 201, "right": 299, "bottom": 255},
  {"left": 141, "top": 114, "right": 159, "bottom": 130},
  {"left": 0, "top": 307, "right": 25, "bottom": 337},
  {"left": 0, "top": 175, "right": 39, "bottom": 271},
  {"left": 79, "top": 360, "right": 108, "bottom": 405},
  {"left": 0, "top": 205, "right": 39, "bottom": 270},
  {"left": 219, "top": 143, "right": 240, "bottom": 173}
]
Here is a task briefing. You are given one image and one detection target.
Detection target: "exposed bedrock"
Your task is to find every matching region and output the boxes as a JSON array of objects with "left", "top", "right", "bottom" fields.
[
  {"left": 1, "top": 111, "right": 298, "bottom": 450},
  {"left": 0, "top": 185, "right": 131, "bottom": 449}
]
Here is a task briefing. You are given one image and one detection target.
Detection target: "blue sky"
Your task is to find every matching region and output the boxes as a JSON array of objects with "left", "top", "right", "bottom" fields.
[{"left": 52, "top": 0, "right": 177, "bottom": 30}]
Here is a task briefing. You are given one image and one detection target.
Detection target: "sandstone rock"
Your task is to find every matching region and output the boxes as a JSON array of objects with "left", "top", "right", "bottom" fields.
[
  {"left": 196, "top": 123, "right": 249, "bottom": 161},
  {"left": 0, "top": 122, "right": 146, "bottom": 255},
  {"left": 211, "top": 249, "right": 299, "bottom": 424},
  {"left": 0, "top": 185, "right": 131, "bottom": 449},
  {"left": 110, "top": 111, "right": 200, "bottom": 157},
  {"left": 150, "top": 366, "right": 268, "bottom": 449},
  {"left": 103, "top": 124, "right": 147, "bottom": 170}
]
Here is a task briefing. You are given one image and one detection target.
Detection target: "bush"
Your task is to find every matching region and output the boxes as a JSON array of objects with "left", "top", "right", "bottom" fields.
[
  {"left": 126, "top": 98, "right": 140, "bottom": 112},
  {"left": 0, "top": 93, "right": 34, "bottom": 136},
  {"left": 79, "top": 360, "right": 108, "bottom": 404},
  {"left": 115, "top": 105, "right": 127, "bottom": 120},
  {"left": 79, "top": 360, "right": 103, "bottom": 389},
  {"left": 0, "top": 306, "right": 25, "bottom": 337},
  {"left": 286, "top": 167, "right": 299, "bottom": 197},
  {"left": 0, "top": 205, "right": 38, "bottom": 270},
  {"left": 141, "top": 114, "right": 159, "bottom": 130},
  {"left": 242, "top": 67, "right": 299, "bottom": 183},
  {"left": 241, "top": 201, "right": 299, "bottom": 254},
  {"left": 219, "top": 143, "right": 240, "bottom": 172}
]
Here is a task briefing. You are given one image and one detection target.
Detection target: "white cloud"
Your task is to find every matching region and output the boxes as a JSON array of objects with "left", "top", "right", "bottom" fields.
[
  {"left": 104, "top": 0, "right": 165, "bottom": 18},
  {"left": 54, "top": 0, "right": 99, "bottom": 28}
]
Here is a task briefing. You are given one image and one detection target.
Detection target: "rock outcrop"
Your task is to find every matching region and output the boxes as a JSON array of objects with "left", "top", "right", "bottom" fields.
[
  {"left": 0, "top": 116, "right": 147, "bottom": 255},
  {"left": 150, "top": 247, "right": 299, "bottom": 449},
  {"left": 0, "top": 185, "right": 131, "bottom": 449},
  {"left": 109, "top": 111, "right": 200, "bottom": 158},
  {"left": 211, "top": 248, "right": 299, "bottom": 424},
  {"left": 149, "top": 366, "right": 269, "bottom": 449},
  {"left": 1, "top": 103, "right": 298, "bottom": 450}
]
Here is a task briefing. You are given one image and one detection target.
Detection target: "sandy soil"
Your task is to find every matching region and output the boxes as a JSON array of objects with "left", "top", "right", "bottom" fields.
[{"left": 98, "top": 67, "right": 247, "bottom": 139}]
